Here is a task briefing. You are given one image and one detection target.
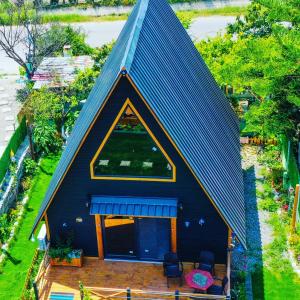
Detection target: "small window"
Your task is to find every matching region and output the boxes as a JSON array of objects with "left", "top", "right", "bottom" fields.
[{"left": 91, "top": 100, "right": 175, "bottom": 181}]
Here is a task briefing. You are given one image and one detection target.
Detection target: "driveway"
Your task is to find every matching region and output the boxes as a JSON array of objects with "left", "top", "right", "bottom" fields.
[{"left": 0, "top": 75, "right": 22, "bottom": 156}]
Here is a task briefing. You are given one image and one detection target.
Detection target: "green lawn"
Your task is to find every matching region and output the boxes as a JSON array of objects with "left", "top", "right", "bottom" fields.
[
  {"left": 33, "top": 6, "right": 246, "bottom": 24},
  {"left": 0, "top": 6, "right": 246, "bottom": 25},
  {"left": 252, "top": 214, "right": 300, "bottom": 300},
  {"left": 0, "top": 154, "right": 60, "bottom": 300}
]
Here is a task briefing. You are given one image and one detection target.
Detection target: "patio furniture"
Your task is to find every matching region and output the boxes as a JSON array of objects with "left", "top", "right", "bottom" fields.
[
  {"left": 49, "top": 292, "right": 74, "bottom": 300},
  {"left": 207, "top": 276, "right": 228, "bottom": 295},
  {"left": 194, "top": 250, "right": 215, "bottom": 275},
  {"left": 185, "top": 269, "right": 214, "bottom": 292},
  {"left": 163, "top": 252, "right": 182, "bottom": 275},
  {"left": 165, "top": 264, "right": 183, "bottom": 288}
]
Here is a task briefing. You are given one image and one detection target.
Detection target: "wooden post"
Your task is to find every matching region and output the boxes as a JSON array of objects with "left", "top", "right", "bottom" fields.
[
  {"left": 228, "top": 228, "right": 232, "bottom": 249},
  {"left": 171, "top": 218, "right": 177, "bottom": 252},
  {"left": 44, "top": 213, "right": 51, "bottom": 241},
  {"left": 33, "top": 282, "right": 39, "bottom": 300},
  {"left": 126, "top": 288, "right": 131, "bottom": 300},
  {"left": 95, "top": 215, "right": 104, "bottom": 259},
  {"left": 291, "top": 184, "right": 300, "bottom": 233}
]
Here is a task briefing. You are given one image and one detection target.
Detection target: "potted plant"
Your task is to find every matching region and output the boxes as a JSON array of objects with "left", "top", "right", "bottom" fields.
[{"left": 48, "top": 231, "right": 83, "bottom": 267}]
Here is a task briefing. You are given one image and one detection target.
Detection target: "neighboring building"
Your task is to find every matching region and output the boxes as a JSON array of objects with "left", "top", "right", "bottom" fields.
[
  {"left": 32, "top": 0, "right": 245, "bottom": 265},
  {"left": 32, "top": 55, "right": 93, "bottom": 89}
]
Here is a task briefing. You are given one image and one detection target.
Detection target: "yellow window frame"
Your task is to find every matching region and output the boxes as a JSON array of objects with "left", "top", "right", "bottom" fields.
[{"left": 90, "top": 98, "right": 176, "bottom": 182}]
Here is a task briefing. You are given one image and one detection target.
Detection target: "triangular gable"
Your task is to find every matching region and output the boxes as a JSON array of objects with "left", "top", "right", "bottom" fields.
[
  {"left": 31, "top": 0, "right": 246, "bottom": 249},
  {"left": 90, "top": 98, "right": 176, "bottom": 182}
]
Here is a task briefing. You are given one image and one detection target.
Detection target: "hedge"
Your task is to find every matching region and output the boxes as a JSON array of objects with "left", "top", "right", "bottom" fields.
[
  {"left": 282, "top": 141, "right": 299, "bottom": 187},
  {"left": 0, "top": 118, "right": 27, "bottom": 183}
]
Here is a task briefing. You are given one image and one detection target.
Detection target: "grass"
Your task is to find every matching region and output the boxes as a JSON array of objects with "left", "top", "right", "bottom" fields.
[
  {"left": 0, "top": 154, "right": 60, "bottom": 300},
  {"left": 0, "top": 6, "right": 246, "bottom": 25},
  {"left": 251, "top": 198, "right": 300, "bottom": 299},
  {"left": 41, "top": 13, "right": 128, "bottom": 23},
  {"left": 39, "top": 6, "right": 245, "bottom": 24}
]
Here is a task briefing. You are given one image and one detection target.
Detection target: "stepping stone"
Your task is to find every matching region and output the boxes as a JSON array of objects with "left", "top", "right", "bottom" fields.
[
  {"left": 0, "top": 93, "right": 9, "bottom": 99},
  {"left": 143, "top": 162, "right": 153, "bottom": 168},
  {"left": 120, "top": 160, "right": 131, "bottom": 167},
  {"left": 5, "top": 125, "right": 14, "bottom": 131},
  {"left": 98, "top": 160, "right": 109, "bottom": 166},
  {"left": 5, "top": 116, "right": 14, "bottom": 121},
  {"left": 1, "top": 107, "right": 11, "bottom": 112},
  {"left": 0, "top": 100, "right": 8, "bottom": 106}
]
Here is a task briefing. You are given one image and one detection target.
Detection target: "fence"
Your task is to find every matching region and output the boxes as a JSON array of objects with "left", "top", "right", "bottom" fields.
[
  {"left": 83, "top": 287, "right": 228, "bottom": 300},
  {"left": 0, "top": 117, "right": 27, "bottom": 183},
  {"left": 26, "top": 247, "right": 50, "bottom": 300},
  {"left": 240, "top": 136, "right": 277, "bottom": 146}
]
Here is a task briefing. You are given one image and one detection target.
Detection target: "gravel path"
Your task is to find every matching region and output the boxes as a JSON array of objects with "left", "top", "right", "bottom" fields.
[{"left": 230, "top": 145, "right": 274, "bottom": 299}]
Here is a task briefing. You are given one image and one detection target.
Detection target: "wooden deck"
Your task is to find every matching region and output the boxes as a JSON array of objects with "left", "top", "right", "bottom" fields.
[{"left": 36, "top": 258, "right": 226, "bottom": 300}]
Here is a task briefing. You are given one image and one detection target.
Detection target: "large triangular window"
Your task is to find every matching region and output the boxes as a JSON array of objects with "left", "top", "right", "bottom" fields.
[{"left": 90, "top": 99, "right": 176, "bottom": 182}]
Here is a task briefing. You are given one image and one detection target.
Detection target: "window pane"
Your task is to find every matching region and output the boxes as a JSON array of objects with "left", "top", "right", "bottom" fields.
[{"left": 93, "top": 105, "right": 173, "bottom": 179}]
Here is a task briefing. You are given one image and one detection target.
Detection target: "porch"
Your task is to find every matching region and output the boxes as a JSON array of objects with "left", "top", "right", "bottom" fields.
[{"left": 35, "top": 258, "right": 229, "bottom": 300}]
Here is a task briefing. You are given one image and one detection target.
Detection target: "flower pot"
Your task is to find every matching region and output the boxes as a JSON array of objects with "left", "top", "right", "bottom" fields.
[{"left": 50, "top": 249, "right": 83, "bottom": 267}]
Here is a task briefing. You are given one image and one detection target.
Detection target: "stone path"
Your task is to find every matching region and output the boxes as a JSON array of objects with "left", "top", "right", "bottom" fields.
[
  {"left": 241, "top": 145, "right": 274, "bottom": 299},
  {"left": 0, "top": 75, "right": 22, "bottom": 157}
]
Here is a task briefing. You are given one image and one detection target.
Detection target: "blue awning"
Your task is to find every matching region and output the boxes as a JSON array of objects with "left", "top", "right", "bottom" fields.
[{"left": 90, "top": 196, "right": 178, "bottom": 218}]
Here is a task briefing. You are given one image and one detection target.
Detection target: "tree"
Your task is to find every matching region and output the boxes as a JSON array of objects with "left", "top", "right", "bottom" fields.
[
  {"left": 0, "top": 2, "right": 93, "bottom": 78},
  {"left": 196, "top": 0, "right": 300, "bottom": 140},
  {"left": 0, "top": 2, "right": 44, "bottom": 78}
]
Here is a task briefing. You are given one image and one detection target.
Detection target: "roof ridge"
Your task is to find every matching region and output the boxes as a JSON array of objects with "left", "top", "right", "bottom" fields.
[{"left": 121, "top": 0, "right": 149, "bottom": 72}]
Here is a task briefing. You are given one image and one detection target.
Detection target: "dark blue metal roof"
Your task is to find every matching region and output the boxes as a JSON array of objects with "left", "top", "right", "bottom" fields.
[
  {"left": 31, "top": 0, "right": 246, "bottom": 248},
  {"left": 90, "top": 196, "right": 178, "bottom": 218}
]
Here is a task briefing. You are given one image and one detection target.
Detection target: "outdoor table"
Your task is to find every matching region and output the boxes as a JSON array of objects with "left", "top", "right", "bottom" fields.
[{"left": 185, "top": 269, "right": 214, "bottom": 292}]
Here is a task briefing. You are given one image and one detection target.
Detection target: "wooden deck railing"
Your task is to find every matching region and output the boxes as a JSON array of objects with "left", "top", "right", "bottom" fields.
[
  {"left": 226, "top": 249, "right": 231, "bottom": 299},
  {"left": 85, "top": 287, "right": 227, "bottom": 300}
]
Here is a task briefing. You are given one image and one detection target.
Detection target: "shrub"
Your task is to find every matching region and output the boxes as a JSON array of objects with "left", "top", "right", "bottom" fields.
[
  {"left": 33, "top": 119, "right": 62, "bottom": 155},
  {"left": 258, "top": 197, "right": 279, "bottom": 212},
  {"left": 0, "top": 214, "right": 10, "bottom": 244},
  {"left": 23, "top": 158, "right": 37, "bottom": 177},
  {"left": 38, "top": 24, "right": 93, "bottom": 57},
  {"left": 16, "top": 82, "right": 34, "bottom": 104},
  {"left": 20, "top": 176, "right": 32, "bottom": 192}
]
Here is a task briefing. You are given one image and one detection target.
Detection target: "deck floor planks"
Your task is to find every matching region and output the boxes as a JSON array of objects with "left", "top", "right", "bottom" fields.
[{"left": 38, "top": 258, "right": 226, "bottom": 300}]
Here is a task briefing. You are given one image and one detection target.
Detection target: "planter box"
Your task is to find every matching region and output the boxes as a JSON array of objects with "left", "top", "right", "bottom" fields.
[{"left": 50, "top": 250, "right": 83, "bottom": 267}]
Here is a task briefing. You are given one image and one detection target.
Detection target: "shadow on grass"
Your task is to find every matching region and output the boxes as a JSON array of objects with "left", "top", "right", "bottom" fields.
[
  {"left": 244, "top": 166, "right": 264, "bottom": 299},
  {"left": 1, "top": 249, "right": 21, "bottom": 265}
]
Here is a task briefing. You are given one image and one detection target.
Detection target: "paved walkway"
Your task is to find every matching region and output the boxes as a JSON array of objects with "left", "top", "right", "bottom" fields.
[{"left": 0, "top": 75, "right": 22, "bottom": 157}]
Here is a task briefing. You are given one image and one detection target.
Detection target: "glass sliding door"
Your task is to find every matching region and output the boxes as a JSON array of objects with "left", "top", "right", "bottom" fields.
[
  {"left": 102, "top": 216, "right": 171, "bottom": 260},
  {"left": 103, "top": 216, "right": 136, "bottom": 258}
]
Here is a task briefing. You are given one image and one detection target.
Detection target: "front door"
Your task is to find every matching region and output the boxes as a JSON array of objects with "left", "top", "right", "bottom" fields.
[
  {"left": 102, "top": 216, "right": 171, "bottom": 261},
  {"left": 137, "top": 218, "right": 170, "bottom": 260}
]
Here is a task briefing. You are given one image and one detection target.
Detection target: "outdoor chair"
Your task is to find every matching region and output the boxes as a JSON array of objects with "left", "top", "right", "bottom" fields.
[
  {"left": 194, "top": 250, "right": 215, "bottom": 275},
  {"left": 165, "top": 263, "right": 183, "bottom": 288},
  {"left": 207, "top": 276, "right": 228, "bottom": 295},
  {"left": 163, "top": 252, "right": 183, "bottom": 275}
]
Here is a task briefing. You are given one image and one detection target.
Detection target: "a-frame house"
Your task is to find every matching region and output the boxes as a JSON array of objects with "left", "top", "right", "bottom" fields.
[{"left": 32, "top": 0, "right": 246, "bottom": 266}]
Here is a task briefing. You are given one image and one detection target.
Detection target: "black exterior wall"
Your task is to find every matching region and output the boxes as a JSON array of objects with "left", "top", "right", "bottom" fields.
[{"left": 46, "top": 76, "right": 229, "bottom": 263}]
